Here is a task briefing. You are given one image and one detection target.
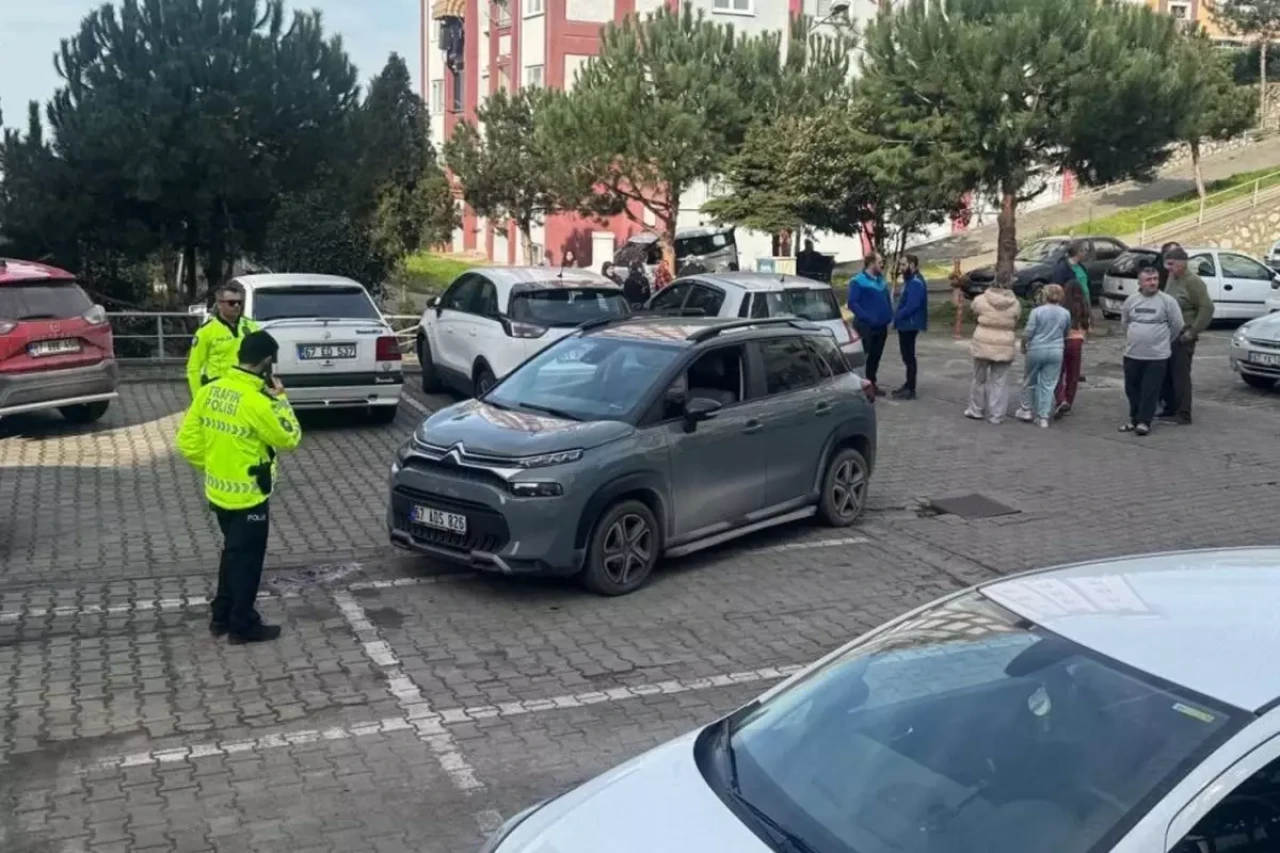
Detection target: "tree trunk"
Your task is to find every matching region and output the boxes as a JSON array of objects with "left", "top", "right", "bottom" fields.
[
  {"left": 1261, "top": 40, "right": 1269, "bottom": 128},
  {"left": 518, "top": 221, "right": 535, "bottom": 266},
  {"left": 1191, "top": 139, "right": 1207, "bottom": 201},
  {"left": 658, "top": 210, "right": 677, "bottom": 277},
  {"left": 995, "top": 188, "right": 1018, "bottom": 289}
]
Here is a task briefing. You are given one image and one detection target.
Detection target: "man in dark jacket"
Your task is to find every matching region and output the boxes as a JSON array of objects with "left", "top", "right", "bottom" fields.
[
  {"left": 891, "top": 254, "right": 929, "bottom": 400},
  {"left": 846, "top": 252, "right": 893, "bottom": 392},
  {"left": 1158, "top": 246, "right": 1214, "bottom": 425},
  {"left": 1050, "top": 241, "right": 1090, "bottom": 304}
]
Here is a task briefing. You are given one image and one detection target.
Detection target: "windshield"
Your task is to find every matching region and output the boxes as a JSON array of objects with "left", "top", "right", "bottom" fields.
[
  {"left": 1108, "top": 251, "right": 1160, "bottom": 278},
  {"left": 485, "top": 334, "right": 681, "bottom": 421},
  {"left": 0, "top": 282, "right": 92, "bottom": 320},
  {"left": 509, "top": 287, "right": 630, "bottom": 327},
  {"left": 252, "top": 286, "right": 380, "bottom": 321},
  {"left": 1016, "top": 240, "right": 1066, "bottom": 263},
  {"left": 677, "top": 232, "right": 733, "bottom": 258},
  {"left": 710, "top": 591, "right": 1241, "bottom": 853}
]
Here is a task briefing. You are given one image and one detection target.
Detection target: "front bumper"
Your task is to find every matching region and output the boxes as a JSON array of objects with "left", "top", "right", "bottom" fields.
[
  {"left": 276, "top": 372, "right": 403, "bottom": 409},
  {"left": 0, "top": 359, "right": 119, "bottom": 417},
  {"left": 386, "top": 458, "right": 587, "bottom": 576},
  {"left": 1230, "top": 337, "right": 1280, "bottom": 378},
  {"left": 1101, "top": 295, "right": 1125, "bottom": 317}
]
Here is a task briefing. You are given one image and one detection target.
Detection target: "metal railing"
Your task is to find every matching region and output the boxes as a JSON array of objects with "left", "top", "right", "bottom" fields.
[
  {"left": 106, "top": 312, "right": 423, "bottom": 361},
  {"left": 1138, "top": 170, "right": 1280, "bottom": 245}
]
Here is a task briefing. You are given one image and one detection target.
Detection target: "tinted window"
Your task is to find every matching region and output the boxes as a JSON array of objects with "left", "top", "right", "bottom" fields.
[
  {"left": 808, "top": 335, "right": 850, "bottom": 376},
  {"left": 648, "top": 282, "right": 691, "bottom": 312},
  {"left": 1016, "top": 240, "right": 1066, "bottom": 263},
  {"left": 1220, "top": 252, "right": 1273, "bottom": 280},
  {"left": 473, "top": 281, "right": 499, "bottom": 316},
  {"left": 0, "top": 282, "right": 92, "bottom": 320},
  {"left": 662, "top": 345, "right": 746, "bottom": 419},
  {"left": 1173, "top": 756, "right": 1280, "bottom": 853},
  {"left": 509, "top": 288, "right": 629, "bottom": 327},
  {"left": 782, "top": 288, "right": 842, "bottom": 321},
  {"left": 251, "top": 286, "right": 380, "bottom": 321},
  {"left": 759, "top": 337, "right": 821, "bottom": 394},
  {"left": 1092, "top": 239, "right": 1124, "bottom": 261},
  {"left": 1107, "top": 251, "right": 1159, "bottom": 278},
  {"left": 684, "top": 285, "right": 726, "bottom": 317},
  {"left": 676, "top": 232, "right": 732, "bottom": 258},
  {"left": 1191, "top": 254, "right": 1217, "bottom": 277},
  {"left": 442, "top": 276, "right": 481, "bottom": 311},
  {"left": 748, "top": 293, "right": 771, "bottom": 318}
]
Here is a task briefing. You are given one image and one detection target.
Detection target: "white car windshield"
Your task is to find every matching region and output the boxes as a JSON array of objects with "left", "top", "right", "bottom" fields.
[
  {"left": 485, "top": 334, "right": 681, "bottom": 421},
  {"left": 253, "top": 285, "right": 381, "bottom": 321},
  {"left": 710, "top": 592, "right": 1242, "bottom": 853}
]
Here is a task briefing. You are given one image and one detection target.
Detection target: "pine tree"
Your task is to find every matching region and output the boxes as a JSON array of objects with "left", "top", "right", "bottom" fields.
[{"left": 1213, "top": 0, "right": 1280, "bottom": 124}]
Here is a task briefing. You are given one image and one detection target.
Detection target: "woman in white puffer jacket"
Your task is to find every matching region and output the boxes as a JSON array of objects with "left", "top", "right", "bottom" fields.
[{"left": 965, "top": 285, "right": 1022, "bottom": 424}]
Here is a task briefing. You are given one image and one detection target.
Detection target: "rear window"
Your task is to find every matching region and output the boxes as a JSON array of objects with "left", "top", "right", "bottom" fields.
[
  {"left": 676, "top": 232, "right": 733, "bottom": 258},
  {"left": 751, "top": 288, "right": 842, "bottom": 321},
  {"left": 509, "top": 288, "right": 629, "bottom": 327},
  {"left": 0, "top": 281, "right": 93, "bottom": 320},
  {"left": 252, "top": 286, "right": 380, "bottom": 321},
  {"left": 1108, "top": 251, "right": 1160, "bottom": 278}
]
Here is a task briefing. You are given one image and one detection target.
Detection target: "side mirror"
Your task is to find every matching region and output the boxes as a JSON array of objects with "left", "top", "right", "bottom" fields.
[
  {"left": 682, "top": 397, "right": 722, "bottom": 433},
  {"left": 430, "top": 296, "right": 443, "bottom": 316}
]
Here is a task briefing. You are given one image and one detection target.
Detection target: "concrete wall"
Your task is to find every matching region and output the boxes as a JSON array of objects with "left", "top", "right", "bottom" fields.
[{"left": 1167, "top": 203, "right": 1280, "bottom": 257}]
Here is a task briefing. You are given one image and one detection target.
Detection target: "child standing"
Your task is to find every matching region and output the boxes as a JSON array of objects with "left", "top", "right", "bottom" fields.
[
  {"left": 1054, "top": 277, "right": 1092, "bottom": 417},
  {"left": 1016, "top": 285, "right": 1071, "bottom": 428}
]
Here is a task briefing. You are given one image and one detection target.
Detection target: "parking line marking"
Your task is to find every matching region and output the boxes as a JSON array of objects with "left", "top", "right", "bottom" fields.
[
  {"left": 754, "top": 536, "right": 868, "bottom": 554},
  {"left": 401, "top": 394, "right": 431, "bottom": 417}
]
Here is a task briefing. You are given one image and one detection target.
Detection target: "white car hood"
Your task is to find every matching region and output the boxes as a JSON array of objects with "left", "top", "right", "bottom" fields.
[
  {"left": 496, "top": 732, "right": 769, "bottom": 853},
  {"left": 1247, "top": 308, "right": 1280, "bottom": 339}
]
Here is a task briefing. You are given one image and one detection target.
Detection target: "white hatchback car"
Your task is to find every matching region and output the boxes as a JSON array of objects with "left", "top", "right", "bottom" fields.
[
  {"left": 230, "top": 273, "right": 403, "bottom": 422},
  {"left": 1100, "top": 246, "right": 1280, "bottom": 321},
  {"left": 484, "top": 548, "right": 1280, "bottom": 853},
  {"left": 416, "top": 267, "right": 629, "bottom": 396},
  {"left": 644, "top": 272, "right": 866, "bottom": 369}
]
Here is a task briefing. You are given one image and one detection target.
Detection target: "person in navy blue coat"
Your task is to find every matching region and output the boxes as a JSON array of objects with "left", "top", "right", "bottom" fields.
[
  {"left": 846, "top": 252, "right": 893, "bottom": 391},
  {"left": 891, "top": 254, "right": 929, "bottom": 400}
]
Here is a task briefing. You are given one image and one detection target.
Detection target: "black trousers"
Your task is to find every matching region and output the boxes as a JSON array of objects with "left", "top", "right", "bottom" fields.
[
  {"left": 210, "top": 501, "right": 270, "bottom": 633},
  {"left": 1159, "top": 337, "right": 1196, "bottom": 423},
  {"left": 897, "top": 331, "right": 919, "bottom": 391},
  {"left": 1123, "top": 357, "right": 1166, "bottom": 427},
  {"left": 856, "top": 322, "right": 889, "bottom": 383}
]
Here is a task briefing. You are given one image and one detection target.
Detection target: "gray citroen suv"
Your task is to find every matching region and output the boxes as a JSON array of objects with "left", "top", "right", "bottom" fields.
[{"left": 388, "top": 316, "right": 877, "bottom": 595}]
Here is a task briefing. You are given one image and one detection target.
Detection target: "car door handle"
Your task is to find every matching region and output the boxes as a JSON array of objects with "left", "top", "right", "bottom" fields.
[
  {"left": 742, "top": 420, "right": 763, "bottom": 435},
  {"left": 1224, "top": 284, "right": 1234, "bottom": 291},
  {"left": 815, "top": 401, "right": 834, "bottom": 416}
]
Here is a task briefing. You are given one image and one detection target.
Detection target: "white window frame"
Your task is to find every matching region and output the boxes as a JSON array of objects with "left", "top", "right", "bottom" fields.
[
  {"left": 430, "top": 79, "right": 445, "bottom": 115},
  {"left": 711, "top": 0, "right": 754, "bottom": 14},
  {"left": 493, "top": 1, "right": 512, "bottom": 28},
  {"left": 524, "top": 0, "right": 544, "bottom": 16},
  {"left": 525, "top": 64, "right": 544, "bottom": 88},
  {"left": 528, "top": 244, "right": 544, "bottom": 266}
]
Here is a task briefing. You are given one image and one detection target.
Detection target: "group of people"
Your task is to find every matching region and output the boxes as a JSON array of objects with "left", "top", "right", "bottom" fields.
[
  {"left": 845, "top": 251, "right": 930, "bottom": 401},
  {"left": 962, "top": 239, "right": 1213, "bottom": 433}
]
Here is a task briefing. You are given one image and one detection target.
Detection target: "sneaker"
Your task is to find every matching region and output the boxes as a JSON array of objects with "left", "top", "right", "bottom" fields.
[
  {"left": 964, "top": 408, "right": 984, "bottom": 420},
  {"left": 1036, "top": 417, "right": 1050, "bottom": 428},
  {"left": 1135, "top": 423, "right": 1151, "bottom": 436},
  {"left": 890, "top": 387, "right": 916, "bottom": 400},
  {"left": 1053, "top": 401, "right": 1071, "bottom": 419},
  {"left": 1015, "top": 408, "right": 1034, "bottom": 423},
  {"left": 228, "top": 623, "right": 282, "bottom": 644},
  {"left": 987, "top": 417, "right": 1004, "bottom": 425}
]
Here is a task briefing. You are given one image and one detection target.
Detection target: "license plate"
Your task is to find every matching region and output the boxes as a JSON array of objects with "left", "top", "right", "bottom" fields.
[
  {"left": 1250, "top": 351, "right": 1280, "bottom": 367},
  {"left": 1104, "top": 298, "right": 1122, "bottom": 310},
  {"left": 298, "top": 343, "right": 357, "bottom": 360},
  {"left": 411, "top": 505, "right": 468, "bottom": 534},
  {"left": 28, "top": 338, "right": 81, "bottom": 357}
]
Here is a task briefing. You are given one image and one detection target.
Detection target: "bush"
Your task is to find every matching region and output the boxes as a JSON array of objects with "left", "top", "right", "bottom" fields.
[{"left": 395, "top": 252, "right": 481, "bottom": 295}]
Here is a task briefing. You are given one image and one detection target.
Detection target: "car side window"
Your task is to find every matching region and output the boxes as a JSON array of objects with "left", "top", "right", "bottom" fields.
[
  {"left": 1220, "top": 252, "right": 1273, "bottom": 280},
  {"left": 442, "top": 276, "right": 481, "bottom": 312},
  {"left": 1093, "top": 239, "right": 1122, "bottom": 262},
  {"left": 648, "top": 282, "right": 691, "bottom": 312},
  {"left": 684, "top": 284, "right": 726, "bottom": 317},
  {"left": 808, "top": 336, "right": 850, "bottom": 377},
  {"left": 757, "top": 337, "right": 821, "bottom": 395},
  {"left": 1191, "top": 254, "right": 1217, "bottom": 278},
  {"left": 660, "top": 345, "right": 747, "bottom": 420},
  {"left": 472, "top": 280, "right": 500, "bottom": 317},
  {"left": 1170, "top": 755, "right": 1280, "bottom": 853},
  {"left": 749, "top": 293, "right": 772, "bottom": 319}
]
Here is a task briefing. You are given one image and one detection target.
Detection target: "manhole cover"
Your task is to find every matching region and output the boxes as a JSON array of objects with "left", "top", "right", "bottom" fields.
[{"left": 928, "top": 494, "right": 1019, "bottom": 520}]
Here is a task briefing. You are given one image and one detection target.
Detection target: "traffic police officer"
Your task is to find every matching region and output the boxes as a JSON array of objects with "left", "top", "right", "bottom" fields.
[
  {"left": 186, "top": 281, "right": 259, "bottom": 398},
  {"left": 177, "top": 331, "right": 301, "bottom": 643}
]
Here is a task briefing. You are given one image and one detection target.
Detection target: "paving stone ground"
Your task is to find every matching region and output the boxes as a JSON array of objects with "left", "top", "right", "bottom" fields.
[{"left": 1, "top": 319, "right": 1278, "bottom": 852}]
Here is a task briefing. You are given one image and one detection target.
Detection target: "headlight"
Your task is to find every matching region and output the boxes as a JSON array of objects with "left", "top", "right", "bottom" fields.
[
  {"left": 515, "top": 448, "right": 583, "bottom": 469},
  {"left": 1233, "top": 328, "right": 1249, "bottom": 347},
  {"left": 511, "top": 481, "right": 564, "bottom": 498},
  {"left": 478, "top": 802, "right": 547, "bottom": 853}
]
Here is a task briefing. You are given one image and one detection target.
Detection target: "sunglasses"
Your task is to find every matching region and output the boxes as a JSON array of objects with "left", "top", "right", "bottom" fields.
[{"left": 218, "top": 299, "right": 243, "bottom": 306}]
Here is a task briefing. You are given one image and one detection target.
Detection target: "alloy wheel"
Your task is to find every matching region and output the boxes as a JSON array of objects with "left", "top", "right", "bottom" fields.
[
  {"left": 831, "top": 457, "right": 867, "bottom": 520},
  {"left": 601, "top": 513, "right": 653, "bottom": 586}
]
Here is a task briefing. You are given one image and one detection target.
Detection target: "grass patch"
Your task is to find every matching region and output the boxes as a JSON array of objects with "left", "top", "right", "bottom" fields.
[
  {"left": 396, "top": 252, "right": 482, "bottom": 294},
  {"left": 1061, "top": 165, "right": 1280, "bottom": 239}
]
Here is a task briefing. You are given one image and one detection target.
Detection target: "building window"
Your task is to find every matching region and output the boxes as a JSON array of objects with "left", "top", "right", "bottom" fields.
[
  {"left": 493, "top": 2, "right": 512, "bottom": 27},
  {"left": 525, "top": 65, "right": 544, "bottom": 88},
  {"left": 435, "top": 20, "right": 445, "bottom": 47},
  {"left": 450, "top": 73, "right": 464, "bottom": 112},
  {"left": 712, "top": 0, "right": 753, "bottom": 13},
  {"left": 525, "top": 0, "right": 544, "bottom": 14},
  {"left": 431, "top": 79, "right": 444, "bottom": 115},
  {"left": 529, "top": 244, "right": 544, "bottom": 265},
  {"left": 1170, "top": 2, "right": 1189, "bottom": 19}
]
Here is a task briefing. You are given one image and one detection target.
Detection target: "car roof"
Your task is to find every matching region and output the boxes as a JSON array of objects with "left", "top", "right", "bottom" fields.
[
  {"left": 625, "top": 226, "right": 732, "bottom": 245},
  {"left": 980, "top": 547, "right": 1280, "bottom": 712},
  {"left": 0, "top": 258, "right": 77, "bottom": 285},
  {"left": 477, "top": 266, "right": 617, "bottom": 289},
  {"left": 687, "top": 272, "right": 831, "bottom": 292},
  {"left": 234, "top": 273, "right": 366, "bottom": 289},
  {"left": 587, "top": 315, "right": 824, "bottom": 345}
]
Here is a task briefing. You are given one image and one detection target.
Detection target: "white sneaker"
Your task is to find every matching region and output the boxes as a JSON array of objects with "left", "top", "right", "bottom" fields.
[
  {"left": 988, "top": 417, "right": 1004, "bottom": 425},
  {"left": 964, "top": 408, "right": 984, "bottom": 420},
  {"left": 1036, "top": 417, "right": 1050, "bottom": 428},
  {"left": 1015, "top": 408, "right": 1034, "bottom": 423}
]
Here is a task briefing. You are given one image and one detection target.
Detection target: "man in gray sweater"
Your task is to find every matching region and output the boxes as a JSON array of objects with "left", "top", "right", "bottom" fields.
[{"left": 1120, "top": 266, "right": 1184, "bottom": 436}]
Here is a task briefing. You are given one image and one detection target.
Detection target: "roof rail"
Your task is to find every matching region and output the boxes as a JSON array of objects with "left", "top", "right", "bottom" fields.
[{"left": 686, "top": 317, "right": 817, "bottom": 343}]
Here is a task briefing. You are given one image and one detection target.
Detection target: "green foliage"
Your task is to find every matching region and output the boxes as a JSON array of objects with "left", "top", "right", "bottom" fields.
[
  {"left": 1227, "top": 43, "right": 1280, "bottom": 85},
  {"left": 443, "top": 87, "right": 564, "bottom": 260},
  {"left": 1213, "top": 0, "right": 1280, "bottom": 40},
  {"left": 1175, "top": 29, "right": 1258, "bottom": 198},
  {"left": 859, "top": 0, "right": 1191, "bottom": 287},
  {"left": 260, "top": 190, "right": 392, "bottom": 290},
  {"left": 397, "top": 252, "right": 480, "bottom": 295}
]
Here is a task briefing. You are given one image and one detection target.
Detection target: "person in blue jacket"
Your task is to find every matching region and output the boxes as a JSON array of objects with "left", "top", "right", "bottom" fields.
[
  {"left": 846, "top": 251, "right": 893, "bottom": 391},
  {"left": 892, "top": 254, "right": 929, "bottom": 400}
]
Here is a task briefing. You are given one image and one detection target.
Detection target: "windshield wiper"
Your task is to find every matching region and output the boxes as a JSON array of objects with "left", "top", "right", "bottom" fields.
[
  {"left": 717, "top": 724, "right": 819, "bottom": 853},
  {"left": 516, "top": 401, "right": 582, "bottom": 421}
]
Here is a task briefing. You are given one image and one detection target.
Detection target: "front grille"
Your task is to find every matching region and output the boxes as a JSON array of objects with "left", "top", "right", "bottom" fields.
[
  {"left": 404, "top": 455, "right": 510, "bottom": 491},
  {"left": 390, "top": 486, "right": 510, "bottom": 553},
  {"left": 1246, "top": 337, "right": 1280, "bottom": 351}
]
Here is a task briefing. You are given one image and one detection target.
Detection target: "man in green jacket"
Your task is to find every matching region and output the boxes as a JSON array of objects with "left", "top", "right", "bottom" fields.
[
  {"left": 1158, "top": 247, "right": 1214, "bottom": 425},
  {"left": 186, "top": 282, "right": 259, "bottom": 398}
]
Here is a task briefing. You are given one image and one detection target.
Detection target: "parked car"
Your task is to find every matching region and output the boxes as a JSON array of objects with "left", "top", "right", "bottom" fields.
[
  {"left": 416, "top": 267, "right": 629, "bottom": 397},
  {"left": 481, "top": 547, "right": 1280, "bottom": 853},
  {"left": 1100, "top": 246, "right": 1279, "bottom": 321},
  {"left": 965, "top": 235, "right": 1127, "bottom": 302},
  {"left": 1230, "top": 308, "right": 1280, "bottom": 389},
  {"left": 389, "top": 316, "right": 876, "bottom": 595},
  {"left": 643, "top": 272, "right": 865, "bottom": 368},
  {"left": 0, "top": 258, "right": 118, "bottom": 423},
  {"left": 614, "top": 226, "right": 740, "bottom": 277},
  {"left": 232, "top": 273, "right": 403, "bottom": 422}
]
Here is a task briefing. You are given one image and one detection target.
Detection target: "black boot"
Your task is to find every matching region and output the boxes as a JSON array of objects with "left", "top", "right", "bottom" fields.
[
  {"left": 891, "top": 386, "right": 916, "bottom": 400},
  {"left": 228, "top": 622, "right": 282, "bottom": 644}
]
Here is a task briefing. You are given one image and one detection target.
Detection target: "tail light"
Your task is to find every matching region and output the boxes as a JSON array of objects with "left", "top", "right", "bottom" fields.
[
  {"left": 861, "top": 379, "right": 876, "bottom": 403},
  {"left": 503, "top": 320, "right": 547, "bottom": 339},
  {"left": 843, "top": 317, "right": 859, "bottom": 343},
  {"left": 375, "top": 335, "right": 402, "bottom": 361},
  {"left": 83, "top": 304, "right": 108, "bottom": 326},
  {"left": 0, "top": 319, "right": 15, "bottom": 335}
]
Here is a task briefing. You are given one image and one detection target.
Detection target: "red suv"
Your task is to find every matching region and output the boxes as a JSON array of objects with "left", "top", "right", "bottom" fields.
[{"left": 0, "top": 258, "right": 119, "bottom": 423}]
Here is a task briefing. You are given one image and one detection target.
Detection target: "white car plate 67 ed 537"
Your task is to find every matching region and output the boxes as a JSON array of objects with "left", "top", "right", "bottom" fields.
[
  {"left": 411, "top": 505, "right": 468, "bottom": 534},
  {"left": 1250, "top": 351, "right": 1280, "bottom": 368}
]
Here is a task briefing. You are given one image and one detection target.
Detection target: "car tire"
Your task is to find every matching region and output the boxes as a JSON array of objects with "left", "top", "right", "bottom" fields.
[
  {"left": 417, "top": 335, "right": 441, "bottom": 393},
  {"left": 818, "top": 447, "right": 869, "bottom": 527},
  {"left": 59, "top": 400, "right": 110, "bottom": 424},
  {"left": 368, "top": 405, "right": 398, "bottom": 425},
  {"left": 473, "top": 363, "right": 497, "bottom": 397},
  {"left": 582, "top": 500, "right": 660, "bottom": 596},
  {"left": 1242, "top": 374, "right": 1277, "bottom": 390}
]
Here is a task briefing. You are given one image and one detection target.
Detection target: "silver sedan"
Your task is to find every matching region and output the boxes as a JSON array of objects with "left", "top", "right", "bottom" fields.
[{"left": 1230, "top": 307, "right": 1280, "bottom": 389}]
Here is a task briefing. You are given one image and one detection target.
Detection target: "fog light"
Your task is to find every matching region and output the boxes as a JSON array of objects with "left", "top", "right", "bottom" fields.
[{"left": 511, "top": 481, "right": 563, "bottom": 498}]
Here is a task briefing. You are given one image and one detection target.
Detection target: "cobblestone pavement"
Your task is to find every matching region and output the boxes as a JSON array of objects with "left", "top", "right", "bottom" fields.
[{"left": 2, "top": 326, "right": 1278, "bottom": 852}]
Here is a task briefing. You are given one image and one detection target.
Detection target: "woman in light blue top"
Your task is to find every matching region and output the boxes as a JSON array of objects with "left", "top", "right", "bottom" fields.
[{"left": 1015, "top": 284, "right": 1072, "bottom": 428}]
